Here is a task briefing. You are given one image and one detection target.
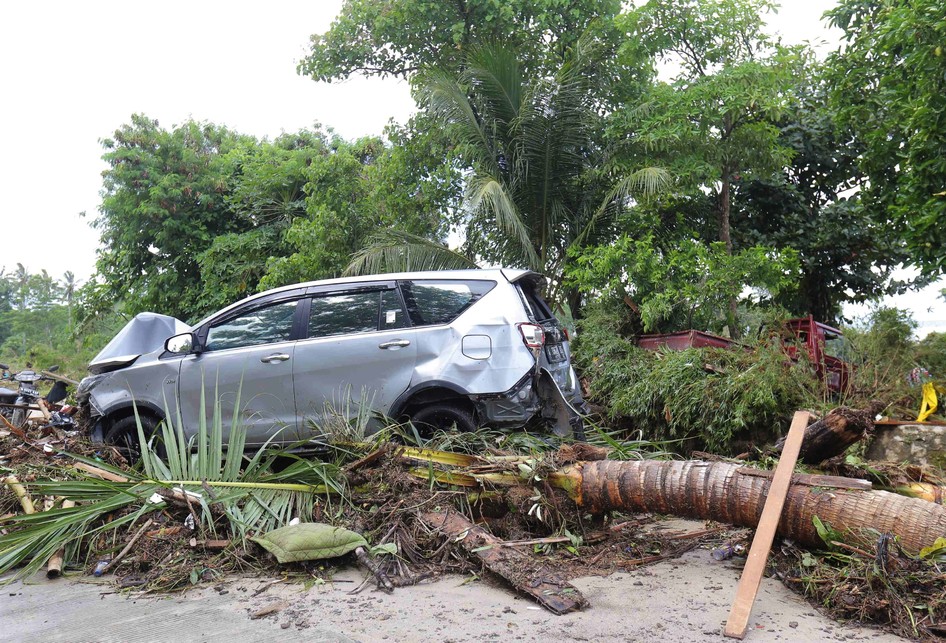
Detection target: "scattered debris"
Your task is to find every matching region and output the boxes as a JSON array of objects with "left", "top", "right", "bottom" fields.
[
  {"left": 249, "top": 601, "right": 289, "bottom": 620},
  {"left": 2, "top": 399, "right": 946, "bottom": 640}
]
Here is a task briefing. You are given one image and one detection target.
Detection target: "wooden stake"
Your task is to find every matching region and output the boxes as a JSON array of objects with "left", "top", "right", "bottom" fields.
[{"left": 724, "top": 411, "right": 809, "bottom": 639}]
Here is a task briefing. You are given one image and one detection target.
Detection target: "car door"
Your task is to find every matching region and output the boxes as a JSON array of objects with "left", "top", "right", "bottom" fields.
[
  {"left": 293, "top": 284, "right": 416, "bottom": 441},
  {"left": 177, "top": 297, "right": 303, "bottom": 447}
]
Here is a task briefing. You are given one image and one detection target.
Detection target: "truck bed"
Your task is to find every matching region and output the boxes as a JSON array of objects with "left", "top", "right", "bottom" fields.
[{"left": 637, "top": 330, "right": 736, "bottom": 351}]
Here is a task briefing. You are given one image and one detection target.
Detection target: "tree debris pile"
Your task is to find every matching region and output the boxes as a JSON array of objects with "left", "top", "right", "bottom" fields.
[
  {"left": 0, "top": 419, "right": 724, "bottom": 599},
  {"left": 773, "top": 534, "right": 946, "bottom": 640},
  {"left": 3, "top": 408, "right": 946, "bottom": 639}
]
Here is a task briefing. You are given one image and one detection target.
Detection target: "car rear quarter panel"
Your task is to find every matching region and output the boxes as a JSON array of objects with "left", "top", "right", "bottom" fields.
[{"left": 410, "top": 283, "right": 534, "bottom": 395}]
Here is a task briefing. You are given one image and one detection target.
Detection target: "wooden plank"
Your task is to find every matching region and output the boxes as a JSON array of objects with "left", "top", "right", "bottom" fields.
[
  {"left": 724, "top": 410, "right": 809, "bottom": 639},
  {"left": 874, "top": 418, "right": 946, "bottom": 427},
  {"left": 420, "top": 510, "right": 587, "bottom": 615}
]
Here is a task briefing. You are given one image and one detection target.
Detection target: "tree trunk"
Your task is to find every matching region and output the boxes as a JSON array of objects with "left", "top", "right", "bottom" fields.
[
  {"left": 562, "top": 460, "right": 946, "bottom": 553},
  {"left": 770, "top": 407, "right": 874, "bottom": 464},
  {"left": 719, "top": 164, "right": 740, "bottom": 339}
]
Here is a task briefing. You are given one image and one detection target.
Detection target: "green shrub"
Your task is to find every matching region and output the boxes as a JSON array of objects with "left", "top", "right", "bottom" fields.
[{"left": 573, "top": 300, "right": 823, "bottom": 454}]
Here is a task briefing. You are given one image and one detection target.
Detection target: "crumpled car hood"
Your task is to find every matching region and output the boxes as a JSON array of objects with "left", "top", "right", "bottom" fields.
[{"left": 88, "top": 312, "right": 189, "bottom": 374}]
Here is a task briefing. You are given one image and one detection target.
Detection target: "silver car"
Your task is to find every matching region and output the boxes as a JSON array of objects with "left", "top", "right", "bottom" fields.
[{"left": 76, "top": 269, "right": 586, "bottom": 450}]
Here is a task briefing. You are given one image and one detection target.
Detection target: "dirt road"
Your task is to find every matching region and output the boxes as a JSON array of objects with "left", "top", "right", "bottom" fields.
[{"left": 2, "top": 547, "right": 904, "bottom": 642}]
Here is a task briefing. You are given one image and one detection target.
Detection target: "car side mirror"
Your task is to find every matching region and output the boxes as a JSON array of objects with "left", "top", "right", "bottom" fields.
[
  {"left": 48, "top": 365, "right": 60, "bottom": 373},
  {"left": 166, "top": 332, "right": 198, "bottom": 354}
]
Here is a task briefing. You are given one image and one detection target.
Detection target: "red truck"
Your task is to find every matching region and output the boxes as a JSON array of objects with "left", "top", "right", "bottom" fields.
[{"left": 637, "top": 316, "right": 852, "bottom": 393}]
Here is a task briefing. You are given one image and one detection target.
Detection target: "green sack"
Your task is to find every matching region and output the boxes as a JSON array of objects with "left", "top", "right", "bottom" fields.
[{"left": 251, "top": 522, "right": 368, "bottom": 564}]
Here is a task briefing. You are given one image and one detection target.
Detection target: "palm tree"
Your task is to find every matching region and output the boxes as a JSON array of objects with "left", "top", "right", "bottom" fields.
[
  {"left": 348, "top": 40, "right": 669, "bottom": 314},
  {"left": 62, "top": 271, "right": 77, "bottom": 332}
]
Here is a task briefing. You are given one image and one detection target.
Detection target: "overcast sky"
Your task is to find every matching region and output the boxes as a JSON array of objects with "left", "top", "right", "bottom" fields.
[{"left": 1, "top": 0, "right": 942, "bottom": 334}]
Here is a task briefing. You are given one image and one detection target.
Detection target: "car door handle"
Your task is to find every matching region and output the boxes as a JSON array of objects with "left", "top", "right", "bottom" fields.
[
  {"left": 378, "top": 339, "right": 411, "bottom": 349},
  {"left": 260, "top": 353, "right": 291, "bottom": 363}
]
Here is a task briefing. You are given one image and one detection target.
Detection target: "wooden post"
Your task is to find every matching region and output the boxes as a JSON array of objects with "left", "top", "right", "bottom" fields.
[{"left": 724, "top": 411, "right": 809, "bottom": 639}]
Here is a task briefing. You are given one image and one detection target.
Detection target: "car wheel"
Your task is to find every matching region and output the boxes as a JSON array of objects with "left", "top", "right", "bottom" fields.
[
  {"left": 104, "top": 414, "right": 159, "bottom": 462},
  {"left": 410, "top": 402, "right": 476, "bottom": 438}
]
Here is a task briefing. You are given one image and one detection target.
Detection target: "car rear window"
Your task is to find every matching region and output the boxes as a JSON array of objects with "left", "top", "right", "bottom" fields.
[
  {"left": 517, "top": 281, "right": 554, "bottom": 321},
  {"left": 399, "top": 280, "right": 495, "bottom": 327}
]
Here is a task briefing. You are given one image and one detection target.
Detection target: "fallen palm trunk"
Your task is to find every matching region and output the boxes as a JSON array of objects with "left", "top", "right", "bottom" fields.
[
  {"left": 557, "top": 460, "right": 946, "bottom": 553},
  {"left": 770, "top": 406, "right": 875, "bottom": 464},
  {"left": 419, "top": 509, "right": 588, "bottom": 614}
]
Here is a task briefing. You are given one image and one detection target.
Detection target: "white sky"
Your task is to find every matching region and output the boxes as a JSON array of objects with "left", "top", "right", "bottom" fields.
[{"left": 0, "top": 0, "right": 943, "bottom": 334}]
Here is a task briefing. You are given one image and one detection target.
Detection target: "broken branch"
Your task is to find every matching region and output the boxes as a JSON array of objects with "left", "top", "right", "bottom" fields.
[{"left": 419, "top": 509, "right": 587, "bottom": 615}]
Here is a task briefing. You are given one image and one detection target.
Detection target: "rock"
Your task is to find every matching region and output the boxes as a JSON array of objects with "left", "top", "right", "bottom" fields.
[{"left": 866, "top": 424, "right": 946, "bottom": 467}]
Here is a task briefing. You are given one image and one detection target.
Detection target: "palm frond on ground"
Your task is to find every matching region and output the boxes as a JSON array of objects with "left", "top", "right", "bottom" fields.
[{"left": 0, "top": 395, "right": 345, "bottom": 582}]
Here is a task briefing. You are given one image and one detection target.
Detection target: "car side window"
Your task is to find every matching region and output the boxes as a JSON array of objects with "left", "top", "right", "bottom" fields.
[
  {"left": 399, "top": 280, "right": 496, "bottom": 327},
  {"left": 308, "top": 290, "right": 407, "bottom": 338},
  {"left": 205, "top": 300, "right": 298, "bottom": 351},
  {"left": 380, "top": 290, "right": 409, "bottom": 331}
]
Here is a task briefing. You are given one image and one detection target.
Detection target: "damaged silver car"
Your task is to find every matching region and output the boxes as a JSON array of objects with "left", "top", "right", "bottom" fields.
[{"left": 76, "top": 269, "right": 586, "bottom": 451}]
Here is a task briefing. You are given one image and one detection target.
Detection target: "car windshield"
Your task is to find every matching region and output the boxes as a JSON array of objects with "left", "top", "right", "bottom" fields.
[{"left": 824, "top": 332, "right": 853, "bottom": 361}]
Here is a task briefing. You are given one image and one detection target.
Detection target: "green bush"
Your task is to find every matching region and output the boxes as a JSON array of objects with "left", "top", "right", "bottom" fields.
[{"left": 573, "top": 300, "right": 823, "bottom": 454}]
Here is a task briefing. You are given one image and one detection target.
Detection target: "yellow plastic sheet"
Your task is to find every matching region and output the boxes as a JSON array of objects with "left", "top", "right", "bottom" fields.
[{"left": 917, "top": 382, "right": 938, "bottom": 422}]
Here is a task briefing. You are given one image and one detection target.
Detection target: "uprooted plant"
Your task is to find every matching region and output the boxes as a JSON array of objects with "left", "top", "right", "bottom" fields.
[
  {"left": 0, "top": 391, "right": 347, "bottom": 587},
  {"left": 774, "top": 524, "right": 946, "bottom": 640}
]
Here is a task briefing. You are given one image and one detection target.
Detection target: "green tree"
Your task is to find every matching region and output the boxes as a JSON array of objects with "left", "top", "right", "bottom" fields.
[
  {"left": 260, "top": 124, "right": 457, "bottom": 289},
  {"left": 61, "top": 271, "right": 77, "bottom": 332},
  {"left": 299, "top": 0, "right": 620, "bottom": 81},
  {"left": 731, "top": 83, "right": 913, "bottom": 322},
  {"left": 94, "top": 115, "right": 255, "bottom": 320},
  {"left": 568, "top": 231, "right": 799, "bottom": 334},
  {"left": 612, "top": 0, "right": 801, "bottom": 334},
  {"left": 195, "top": 130, "right": 327, "bottom": 311},
  {"left": 351, "top": 42, "right": 667, "bottom": 313},
  {"left": 825, "top": 0, "right": 946, "bottom": 275}
]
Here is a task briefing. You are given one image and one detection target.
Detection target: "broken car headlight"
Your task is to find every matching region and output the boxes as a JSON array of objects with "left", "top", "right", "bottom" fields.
[{"left": 76, "top": 374, "right": 108, "bottom": 403}]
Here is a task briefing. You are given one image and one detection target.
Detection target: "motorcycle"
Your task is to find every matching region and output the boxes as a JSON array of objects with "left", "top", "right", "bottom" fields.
[{"left": 0, "top": 363, "right": 73, "bottom": 430}]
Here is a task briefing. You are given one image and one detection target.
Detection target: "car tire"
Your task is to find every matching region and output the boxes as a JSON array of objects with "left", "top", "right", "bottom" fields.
[
  {"left": 410, "top": 402, "right": 476, "bottom": 438},
  {"left": 104, "top": 414, "right": 159, "bottom": 462}
]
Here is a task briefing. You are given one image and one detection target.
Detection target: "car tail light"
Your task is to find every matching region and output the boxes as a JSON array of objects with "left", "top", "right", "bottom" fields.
[
  {"left": 562, "top": 327, "right": 570, "bottom": 341},
  {"left": 517, "top": 323, "right": 545, "bottom": 348}
]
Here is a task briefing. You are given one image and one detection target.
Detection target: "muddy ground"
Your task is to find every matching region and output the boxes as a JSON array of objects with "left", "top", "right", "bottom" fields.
[{"left": 2, "top": 534, "right": 905, "bottom": 642}]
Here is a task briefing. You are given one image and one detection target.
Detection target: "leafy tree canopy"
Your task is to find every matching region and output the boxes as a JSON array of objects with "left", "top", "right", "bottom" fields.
[
  {"left": 608, "top": 0, "right": 804, "bottom": 334},
  {"left": 825, "top": 0, "right": 946, "bottom": 276},
  {"left": 731, "top": 82, "right": 915, "bottom": 322},
  {"left": 92, "top": 116, "right": 459, "bottom": 322},
  {"left": 567, "top": 231, "right": 799, "bottom": 334},
  {"left": 94, "top": 115, "right": 256, "bottom": 320},
  {"left": 298, "top": 0, "right": 620, "bottom": 82}
]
